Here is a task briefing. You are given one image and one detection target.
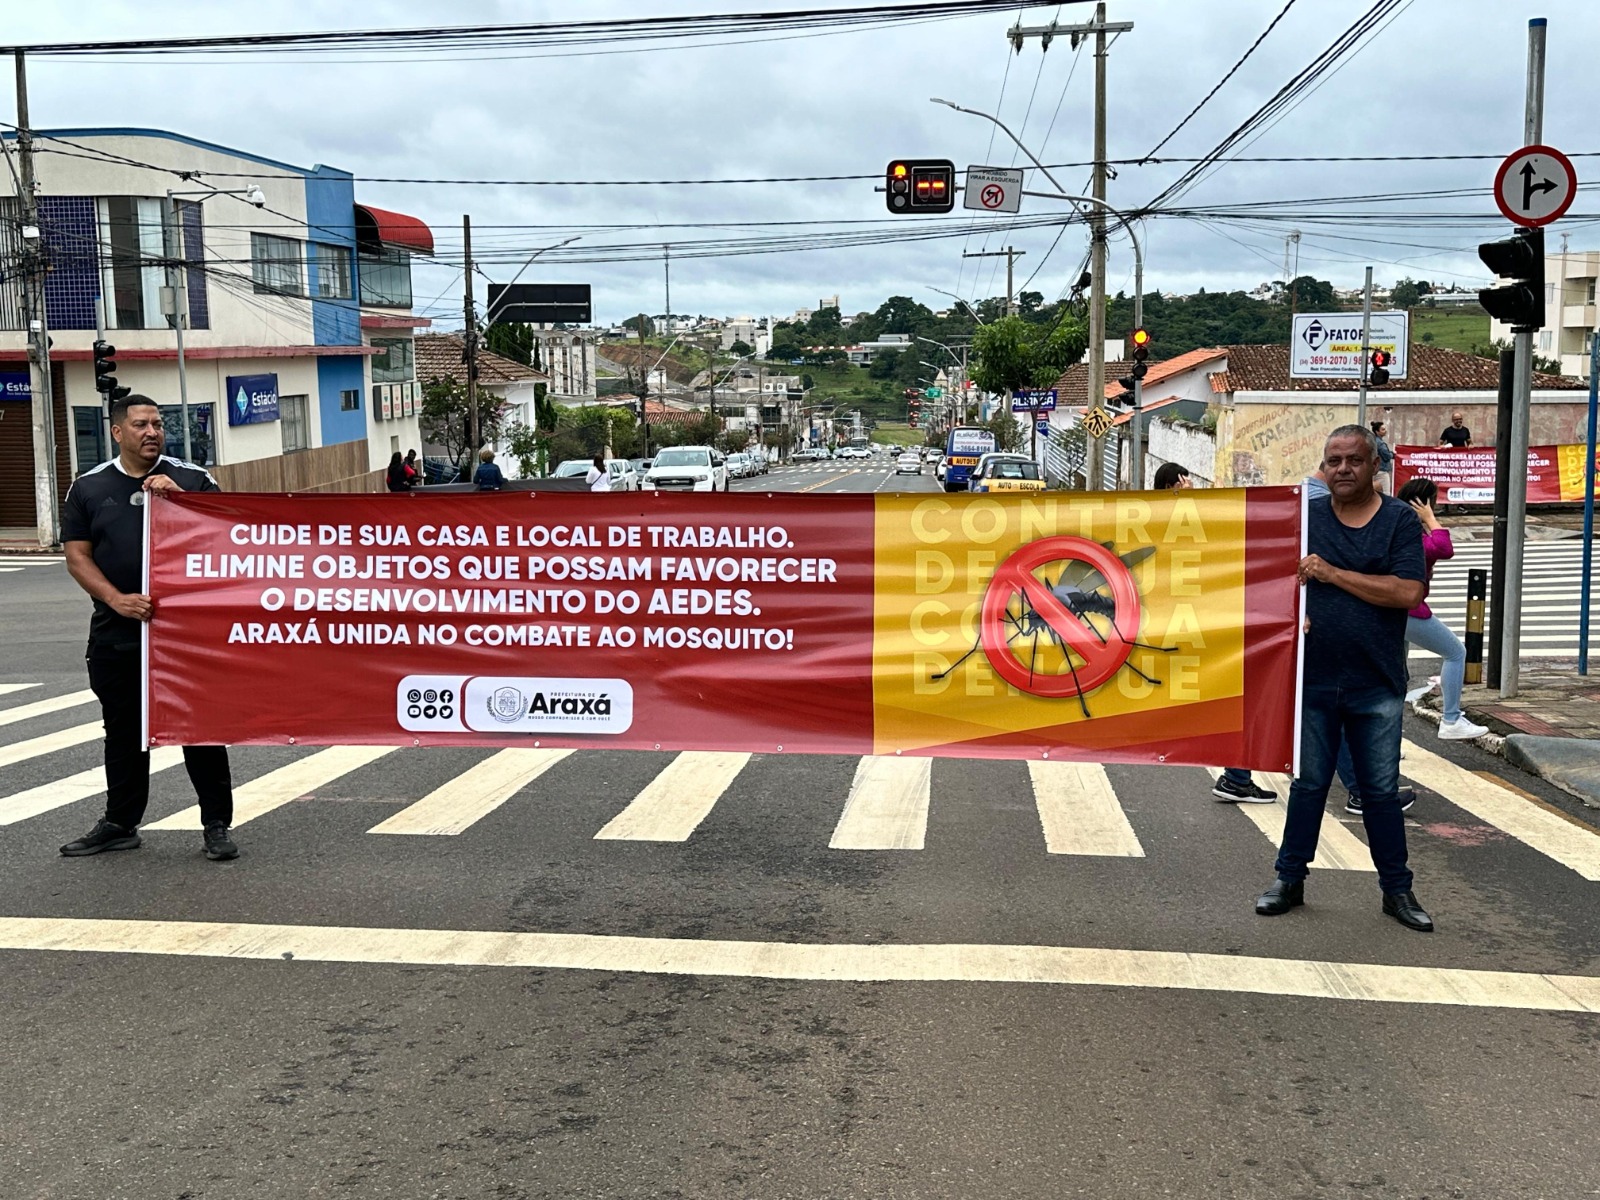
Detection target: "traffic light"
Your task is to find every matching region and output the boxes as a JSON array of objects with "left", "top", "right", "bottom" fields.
[
  {"left": 885, "top": 159, "right": 955, "bottom": 214},
  {"left": 1478, "top": 227, "right": 1545, "bottom": 332},
  {"left": 1369, "top": 349, "right": 1392, "bottom": 387},
  {"left": 1117, "top": 328, "right": 1151, "bottom": 392},
  {"left": 92, "top": 339, "right": 130, "bottom": 400}
]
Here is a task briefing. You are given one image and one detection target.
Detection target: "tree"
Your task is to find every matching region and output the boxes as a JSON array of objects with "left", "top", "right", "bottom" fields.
[
  {"left": 807, "top": 306, "right": 843, "bottom": 342},
  {"left": 970, "top": 313, "right": 1089, "bottom": 397},
  {"left": 420, "top": 375, "right": 509, "bottom": 477},
  {"left": 873, "top": 295, "right": 935, "bottom": 336},
  {"left": 1018, "top": 290, "right": 1044, "bottom": 315},
  {"left": 985, "top": 409, "right": 1024, "bottom": 453},
  {"left": 506, "top": 422, "right": 539, "bottom": 478},
  {"left": 1390, "top": 278, "right": 1422, "bottom": 310},
  {"left": 484, "top": 321, "right": 533, "bottom": 365},
  {"left": 868, "top": 348, "right": 901, "bottom": 380},
  {"left": 729, "top": 339, "right": 753, "bottom": 357},
  {"left": 1287, "top": 276, "right": 1336, "bottom": 311}
]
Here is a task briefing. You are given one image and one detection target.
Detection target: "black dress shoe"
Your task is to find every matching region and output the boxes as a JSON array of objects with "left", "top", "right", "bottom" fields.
[
  {"left": 1255, "top": 879, "right": 1304, "bottom": 916},
  {"left": 1382, "top": 890, "right": 1434, "bottom": 933}
]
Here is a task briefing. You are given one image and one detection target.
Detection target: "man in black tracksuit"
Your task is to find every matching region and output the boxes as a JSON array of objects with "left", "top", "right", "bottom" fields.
[{"left": 59, "top": 395, "right": 238, "bottom": 860}]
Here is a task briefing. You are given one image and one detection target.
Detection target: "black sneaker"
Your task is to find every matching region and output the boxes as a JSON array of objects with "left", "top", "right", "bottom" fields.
[
  {"left": 60, "top": 818, "right": 141, "bottom": 857},
  {"left": 1345, "top": 788, "right": 1416, "bottom": 816},
  {"left": 203, "top": 823, "right": 239, "bottom": 861},
  {"left": 1212, "top": 776, "right": 1276, "bottom": 804}
]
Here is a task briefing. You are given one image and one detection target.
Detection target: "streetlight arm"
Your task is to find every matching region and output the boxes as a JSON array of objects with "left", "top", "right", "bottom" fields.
[
  {"left": 481, "top": 235, "right": 582, "bottom": 326},
  {"left": 931, "top": 98, "right": 1072, "bottom": 198},
  {"left": 926, "top": 285, "right": 986, "bottom": 325}
]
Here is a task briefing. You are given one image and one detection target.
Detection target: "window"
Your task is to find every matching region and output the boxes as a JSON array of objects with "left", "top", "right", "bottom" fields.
[
  {"left": 340, "top": 388, "right": 361, "bottom": 412},
  {"left": 100, "top": 196, "right": 166, "bottom": 330},
  {"left": 359, "top": 245, "right": 412, "bottom": 308},
  {"left": 157, "top": 404, "right": 215, "bottom": 466},
  {"left": 251, "top": 233, "right": 305, "bottom": 297},
  {"left": 1541, "top": 330, "right": 1553, "bottom": 351},
  {"left": 1588, "top": 280, "right": 1597, "bottom": 304},
  {"left": 280, "top": 394, "right": 310, "bottom": 452},
  {"left": 312, "top": 242, "right": 353, "bottom": 300},
  {"left": 73, "top": 408, "right": 108, "bottom": 473},
  {"left": 370, "top": 337, "right": 414, "bottom": 384}
]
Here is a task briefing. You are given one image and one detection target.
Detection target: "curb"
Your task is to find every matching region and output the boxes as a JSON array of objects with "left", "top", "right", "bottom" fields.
[{"left": 1427, "top": 692, "right": 1600, "bottom": 810}]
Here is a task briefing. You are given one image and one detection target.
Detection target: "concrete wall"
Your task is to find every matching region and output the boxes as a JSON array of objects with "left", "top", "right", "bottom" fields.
[{"left": 1146, "top": 416, "right": 1218, "bottom": 487}]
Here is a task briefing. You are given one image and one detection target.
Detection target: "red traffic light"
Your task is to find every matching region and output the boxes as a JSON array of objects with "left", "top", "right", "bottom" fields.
[{"left": 1371, "top": 349, "right": 1391, "bottom": 368}]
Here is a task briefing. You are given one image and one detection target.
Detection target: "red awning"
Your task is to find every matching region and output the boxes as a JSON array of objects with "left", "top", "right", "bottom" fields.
[{"left": 354, "top": 204, "right": 434, "bottom": 254}]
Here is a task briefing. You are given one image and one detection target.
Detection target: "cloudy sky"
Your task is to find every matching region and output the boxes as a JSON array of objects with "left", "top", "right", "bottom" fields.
[{"left": 10, "top": 0, "right": 1599, "bottom": 327}]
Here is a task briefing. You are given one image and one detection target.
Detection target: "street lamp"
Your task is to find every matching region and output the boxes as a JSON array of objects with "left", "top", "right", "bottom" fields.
[
  {"left": 926, "top": 285, "right": 986, "bottom": 325},
  {"left": 918, "top": 335, "right": 971, "bottom": 427},
  {"left": 479, "top": 234, "right": 582, "bottom": 325},
  {"left": 164, "top": 185, "right": 267, "bottom": 462},
  {"left": 931, "top": 98, "right": 1149, "bottom": 487}
]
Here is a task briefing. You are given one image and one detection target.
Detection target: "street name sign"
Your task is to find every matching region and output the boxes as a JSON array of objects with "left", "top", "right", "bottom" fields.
[
  {"left": 1494, "top": 144, "right": 1577, "bottom": 228},
  {"left": 1290, "top": 311, "right": 1410, "bottom": 380},
  {"left": 963, "top": 166, "right": 1023, "bottom": 214},
  {"left": 1011, "top": 388, "right": 1058, "bottom": 412}
]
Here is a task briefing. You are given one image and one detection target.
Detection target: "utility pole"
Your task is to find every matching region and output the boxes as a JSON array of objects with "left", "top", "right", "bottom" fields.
[
  {"left": 1356, "top": 265, "right": 1374, "bottom": 427},
  {"left": 15, "top": 50, "right": 58, "bottom": 548},
  {"left": 663, "top": 245, "right": 671, "bottom": 337},
  {"left": 463, "top": 215, "right": 480, "bottom": 466},
  {"left": 961, "top": 247, "right": 1025, "bottom": 316},
  {"left": 1007, "top": 3, "right": 1132, "bottom": 491},
  {"left": 1500, "top": 16, "right": 1547, "bottom": 699},
  {"left": 162, "top": 192, "right": 194, "bottom": 462}
]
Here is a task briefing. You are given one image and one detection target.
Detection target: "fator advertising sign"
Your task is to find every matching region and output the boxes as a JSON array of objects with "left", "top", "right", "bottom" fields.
[
  {"left": 1290, "top": 311, "right": 1409, "bottom": 380},
  {"left": 0, "top": 370, "right": 31, "bottom": 402},
  {"left": 226, "top": 373, "right": 280, "bottom": 426},
  {"left": 143, "top": 489, "right": 1303, "bottom": 771}
]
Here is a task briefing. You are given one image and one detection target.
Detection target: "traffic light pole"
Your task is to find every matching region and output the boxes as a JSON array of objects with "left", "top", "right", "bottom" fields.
[
  {"left": 15, "top": 50, "right": 58, "bottom": 549},
  {"left": 1500, "top": 17, "right": 1547, "bottom": 700},
  {"left": 1356, "top": 266, "right": 1373, "bottom": 428},
  {"left": 463, "top": 215, "right": 480, "bottom": 464}
]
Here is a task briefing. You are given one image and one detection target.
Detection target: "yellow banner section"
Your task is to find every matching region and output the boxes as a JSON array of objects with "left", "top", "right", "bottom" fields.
[
  {"left": 1556, "top": 443, "right": 1590, "bottom": 502},
  {"left": 871, "top": 491, "right": 1248, "bottom": 755}
]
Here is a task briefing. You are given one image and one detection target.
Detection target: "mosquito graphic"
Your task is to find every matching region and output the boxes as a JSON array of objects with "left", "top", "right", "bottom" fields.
[{"left": 935, "top": 543, "right": 1176, "bottom": 719}]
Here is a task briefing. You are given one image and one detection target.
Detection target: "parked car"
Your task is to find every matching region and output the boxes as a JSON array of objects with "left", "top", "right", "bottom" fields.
[
  {"left": 643, "top": 445, "right": 729, "bottom": 492},
  {"left": 895, "top": 451, "right": 922, "bottom": 475},
  {"left": 552, "top": 459, "right": 592, "bottom": 479},
  {"left": 607, "top": 460, "right": 641, "bottom": 492},
  {"left": 630, "top": 457, "right": 653, "bottom": 477},
  {"left": 933, "top": 453, "right": 947, "bottom": 483},
  {"left": 746, "top": 451, "right": 768, "bottom": 475}
]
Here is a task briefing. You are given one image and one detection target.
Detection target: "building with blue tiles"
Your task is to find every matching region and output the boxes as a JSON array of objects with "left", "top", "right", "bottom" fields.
[{"left": 0, "top": 128, "right": 433, "bottom": 527}]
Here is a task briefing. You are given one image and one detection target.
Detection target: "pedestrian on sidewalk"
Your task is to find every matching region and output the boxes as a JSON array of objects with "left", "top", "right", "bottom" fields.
[
  {"left": 1371, "top": 420, "right": 1395, "bottom": 495},
  {"left": 586, "top": 454, "right": 612, "bottom": 493},
  {"left": 473, "top": 447, "right": 506, "bottom": 491},
  {"left": 58, "top": 395, "right": 238, "bottom": 861},
  {"left": 1256, "top": 424, "right": 1433, "bottom": 932},
  {"left": 386, "top": 451, "right": 412, "bottom": 492},
  {"left": 1397, "top": 477, "right": 1489, "bottom": 742},
  {"left": 1152, "top": 462, "right": 1273, "bottom": 802}
]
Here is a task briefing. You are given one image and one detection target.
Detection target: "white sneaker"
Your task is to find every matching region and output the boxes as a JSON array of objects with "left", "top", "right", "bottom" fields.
[{"left": 1438, "top": 717, "right": 1489, "bottom": 741}]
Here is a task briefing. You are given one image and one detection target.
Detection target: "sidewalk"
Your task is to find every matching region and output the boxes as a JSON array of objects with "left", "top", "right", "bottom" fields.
[{"left": 1418, "top": 662, "right": 1600, "bottom": 809}]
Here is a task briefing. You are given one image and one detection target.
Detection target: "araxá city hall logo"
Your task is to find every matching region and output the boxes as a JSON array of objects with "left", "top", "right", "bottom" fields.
[{"left": 395, "top": 675, "right": 633, "bottom": 735}]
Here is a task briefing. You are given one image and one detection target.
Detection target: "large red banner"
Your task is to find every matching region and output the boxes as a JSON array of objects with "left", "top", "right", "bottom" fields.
[
  {"left": 144, "top": 489, "right": 1303, "bottom": 770},
  {"left": 1394, "top": 443, "right": 1599, "bottom": 505}
]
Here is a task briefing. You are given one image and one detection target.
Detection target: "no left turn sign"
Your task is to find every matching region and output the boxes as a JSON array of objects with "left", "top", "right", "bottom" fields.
[
  {"left": 964, "top": 166, "right": 1023, "bottom": 215},
  {"left": 1494, "top": 144, "right": 1577, "bottom": 227},
  {"left": 980, "top": 183, "right": 1006, "bottom": 209}
]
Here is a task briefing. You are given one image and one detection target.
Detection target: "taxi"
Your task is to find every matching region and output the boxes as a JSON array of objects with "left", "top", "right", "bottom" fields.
[{"left": 968, "top": 453, "right": 1046, "bottom": 493}]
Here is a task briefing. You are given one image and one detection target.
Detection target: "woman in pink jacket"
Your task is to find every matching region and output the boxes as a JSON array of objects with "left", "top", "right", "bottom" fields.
[{"left": 1396, "top": 477, "right": 1488, "bottom": 740}]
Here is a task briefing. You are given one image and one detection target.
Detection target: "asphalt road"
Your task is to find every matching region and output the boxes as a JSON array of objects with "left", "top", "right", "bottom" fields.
[{"left": 3, "top": 467, "right": 1599, "bottom": 1199}]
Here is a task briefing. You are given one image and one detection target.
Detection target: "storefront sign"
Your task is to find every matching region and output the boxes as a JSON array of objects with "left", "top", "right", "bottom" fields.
[
  {"left": 1394, "top": 443, "right": 1599, "bottom": 505},
  {"left": 226, "top": 373, "right": 280, "bottom": 426},
  {"left": 144, "top": 490, "right": 1303, "bottom": 770},
  {"left": 0, "top": 370, "right": 32, "bottom": 402}
]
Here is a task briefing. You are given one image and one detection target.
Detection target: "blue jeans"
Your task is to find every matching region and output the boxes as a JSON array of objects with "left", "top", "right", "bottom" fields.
[
  {"left": 1222, "top": 767, "right": 1254, "bottom": 787},
  {"left": 1275, "top": 683, "right": 1413, "bottom": 894},
  {"left": 1406, "top": 613, "right": 1466, "bottom": 723}
]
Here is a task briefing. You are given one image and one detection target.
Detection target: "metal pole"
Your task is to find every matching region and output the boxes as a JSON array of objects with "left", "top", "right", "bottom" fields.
[
  {"left": 1085, "top": 1, "right": 1109, "bottom": 492},
  {"left": 164, "top": 192, "right": 193, "bottom": 462},
  {"left": 1501, "top": 16, "right": 1546, "bottom": 699},
  {"left": 463, "top": 215, "right": 479, "bottom": 462},
  {"left": 1487, "top": 347, "right": 1515, "bottom": 689},
  {"left": 1581, "top": 331, "right": 1599, "bottom": 672},
  {"left": 1356, "top": 265, "right": 1373, "bottom": 428},
  {"left": 1131, "top": 236, "right": 1145, "bottom": 489},
  {"left": 15, "top": 50, "right": 57, "bottom": 548}
]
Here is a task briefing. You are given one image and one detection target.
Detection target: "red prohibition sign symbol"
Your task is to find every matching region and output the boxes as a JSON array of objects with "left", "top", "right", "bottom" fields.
[
  {"left": 979, "top": 536, "right": 1141, "bottom": 698},
  {"left": 980, "top": 183, "right": 1006, "bottom": 209}
]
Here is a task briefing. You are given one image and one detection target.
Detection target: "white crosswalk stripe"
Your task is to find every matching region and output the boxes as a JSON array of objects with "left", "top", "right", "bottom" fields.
[
  {"left": 0, "top": 689, "right": 94, "bottom": 729},
  {"left": 0, "top": 684, "right": 42, "bottom": 697},
  {"left": 370, "top": 748, "right": 572, "bottom": 836},
  {"left": 0, "top": 555, "right": 65, "bottom": 571},
  {"left": 1420, "top": 539, "right": 1599, "bottom": 658},
  {"left": 146, "top": 745, "right": 396, "bottom": 830},
  {"left": 3, "top": 683, "right": 1600, "bottom": 878}
]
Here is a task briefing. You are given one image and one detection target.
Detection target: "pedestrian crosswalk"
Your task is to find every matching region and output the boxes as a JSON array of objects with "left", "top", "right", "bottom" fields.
[
  {"left": 3, "top": 681, "right": 1599, "bottom": 881},
  {"left": 1422, "top": 537, "right": 1598, "bottom": 659},
  {"left": 0, "top": 554, "right": 64, "bottom": 574}
]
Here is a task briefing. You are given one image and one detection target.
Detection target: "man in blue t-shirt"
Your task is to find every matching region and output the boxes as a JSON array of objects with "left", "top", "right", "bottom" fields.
[{"left": 1257, "top": 425, "right": 1433, "bottom": 932}]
